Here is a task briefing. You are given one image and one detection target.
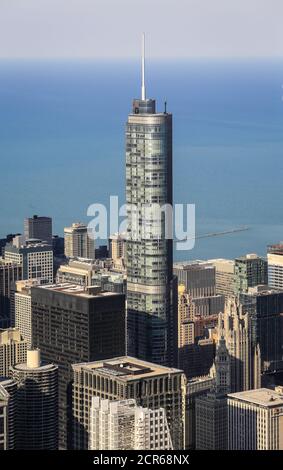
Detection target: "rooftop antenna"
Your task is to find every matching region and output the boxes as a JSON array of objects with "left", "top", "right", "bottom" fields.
[{"left": 141, "top": 33, "right": 146, "bottom": 100}]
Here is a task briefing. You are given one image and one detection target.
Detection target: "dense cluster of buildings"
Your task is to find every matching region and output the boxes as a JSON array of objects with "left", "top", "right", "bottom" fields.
[{"left": 0, "top": 42, "right": 282, "bottom": 451}]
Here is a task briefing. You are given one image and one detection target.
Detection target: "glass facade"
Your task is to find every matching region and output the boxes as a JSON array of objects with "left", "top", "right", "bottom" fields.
[{"left": 126, "top": 98, "right": 177, "bottom": 366}]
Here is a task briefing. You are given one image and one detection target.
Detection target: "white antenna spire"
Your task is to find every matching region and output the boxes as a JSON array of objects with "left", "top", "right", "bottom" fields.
[{"left": 141, "top": 33, "right": 146, "bottom": 100}]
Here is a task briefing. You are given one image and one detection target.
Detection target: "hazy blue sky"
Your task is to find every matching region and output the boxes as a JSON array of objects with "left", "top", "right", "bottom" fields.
[{"left": 0, "top": 0, "right": 282, "bottom": 59}]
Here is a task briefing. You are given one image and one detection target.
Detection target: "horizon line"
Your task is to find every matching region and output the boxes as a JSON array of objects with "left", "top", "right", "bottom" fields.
[{"left": 0, "top": 55, "right": 282, "bottom": 62}]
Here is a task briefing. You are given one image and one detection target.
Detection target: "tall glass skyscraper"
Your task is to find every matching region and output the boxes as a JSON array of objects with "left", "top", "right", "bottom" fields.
[{"left": 126, "top": 35, "right": 177, "bottom": 366}]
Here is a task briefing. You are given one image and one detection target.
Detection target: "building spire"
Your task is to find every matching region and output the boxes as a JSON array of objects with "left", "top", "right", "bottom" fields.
[{"left": 141, "top": 33, "right": 146, "bottom": 100}]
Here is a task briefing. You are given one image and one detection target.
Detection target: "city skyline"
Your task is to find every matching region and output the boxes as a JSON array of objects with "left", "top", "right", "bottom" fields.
[{"left": 0, "top": 3, "right": 282, "bottom": 457}]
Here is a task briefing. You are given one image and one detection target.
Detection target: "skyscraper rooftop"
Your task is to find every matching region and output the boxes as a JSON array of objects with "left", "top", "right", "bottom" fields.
[
  {"left": 72, "top": 356, "right": 183, "bottom": 381},
  {"left": 228, "top": 388, "right": 283, "bottom": 408}
]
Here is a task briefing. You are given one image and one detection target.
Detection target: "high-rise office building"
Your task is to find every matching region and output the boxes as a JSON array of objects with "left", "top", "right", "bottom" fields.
[
  {"left": 0, "top": 234, "right": 21, "bottom": 257},
  {"left": 0, "top": 328, "right": 27, "bottom": 377},
  {"left": 174, "top": 261, "right": 223, "bottom": 339},
  {"left": 31, "top": 283, "right": 125, "bottom": 449},
  {"left": 196, "top": 393, "right": 228, "bottom": 450},
  {"left": 64, "top": 222, "right": 95, "bottom": 260},
  {"left": 241, "top": 286, "right": 283, "bottom": 375},
  {"left": 267, "top": 243, "right": 283, "bottom": 289},
  {"left": 10, "top": 349, "right": 58, "bottom": 450},
  {"left": 126, "top": 36, "right": 177, "bottom": 366},
  {"left": 89, "top": 397, "right": 173, "bottom": 450},
  {"left": 234, "top": 253, "right": 267, "bottom": 295},
  {"left": 90, "top": 268, "right": 126, "bottom": 294},
  {"left": 177, "top": 284, "right": 218, "bottom": 378},
  {"left": 109, "top": 232, "right": 126, "bottom": 261},
  {"left": 208, "top": 258, "right": 235, "bottom": 300},
  {"left": 0, "top": 259, "right": 22, "bottom": 328},
  {"left": 0, "top": 378, "right": 17, "bottom": 450},
  {"left": 14, "top": 279, "right": 39, "bottom": 348},
  {"left": 228, "top": 387, "right": 283, "bottom": 450},
  {"left": 4, "top": 240, "right": 53, "bottom": 284},
  {"left": 72, "top": 356, "right": 185, "bottom": 450},
  {"left": 174, "top": 260, "right": 216, "bottom": 298},
  {"left": 181, "top": 338, "right": 215, "bottom": 380},
  {"left": 9, "top": 234, "right": 25, "bottom": 249},
  {"left": 52, "top": 235, "right": 65, "bottom": 258},
  {"left": 24, "top": 215, "right": 52, "bottom": 245},
  {"left": 195, "top": 338, "right": 231, "bottom": 450},
  {"left": 185, "top": 375, "right": 215, "bottom": 449},
  {"left": 95, "top": 245, "right": 109, "bottom": 259},
  {"left": 191, "top": 295, "right": 224, "bottom": 320},
  {"left": 178, "top": 285, "right": 195, "bottom": 349}
]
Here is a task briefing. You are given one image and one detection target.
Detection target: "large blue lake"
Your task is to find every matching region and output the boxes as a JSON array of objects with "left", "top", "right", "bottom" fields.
[{"left": 0, "top": 59, "right": 283, "bottom": 261}]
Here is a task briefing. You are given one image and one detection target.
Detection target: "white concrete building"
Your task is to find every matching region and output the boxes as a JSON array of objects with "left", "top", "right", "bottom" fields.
[
  {"left": 228, "top": 387, "right": 283, "bottom": 450},
  {"left": 89, "top": 397, "right": 173, "bottom": 450},
  {"left": 73, "top": 357, "right": 185, "bottom": 450},
  {"left": 4, "top": 240, "right": 53, "bottom": 284},
  {"left": 109, "top": 232, "right": 126, "bottom": 261}
]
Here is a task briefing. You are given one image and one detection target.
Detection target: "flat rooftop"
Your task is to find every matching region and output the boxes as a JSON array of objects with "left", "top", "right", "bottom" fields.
[
  {"left": 72, "top": 356, "right": 183, "bottom": 381},
  {"left": 244, "top": 285, "right": 283, "bottom": 297},
  {"left": 267, "top": 243, "right": 283, "bottom": 254},
  {"left": 173, "top": 260, "right": 213, "bottom": 270},
  {"left": 228, "top": 388, "right": 283, "bottom": 407},
  {"left": 235, "top": 253, "right": 262, "bottom": 261},
  {"left": 58, "top": 264, "right": 93, "bottom": 275},
  {"left": 208, "top": 258, "right": 234, "bottom": 264},
  {"left": 208, "top": 258, "right": 235, "bottom": 272},
  {"left": 5, "top": 242, "right": 52, "bottom": 251},
  {"left": 34, "top": 283, "right": 122, "bottom": 299}
]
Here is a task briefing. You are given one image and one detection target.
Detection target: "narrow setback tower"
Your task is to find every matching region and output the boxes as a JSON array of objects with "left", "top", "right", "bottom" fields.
[{"left": 126, "top": 34, "right": 177, "bottom": 366}]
